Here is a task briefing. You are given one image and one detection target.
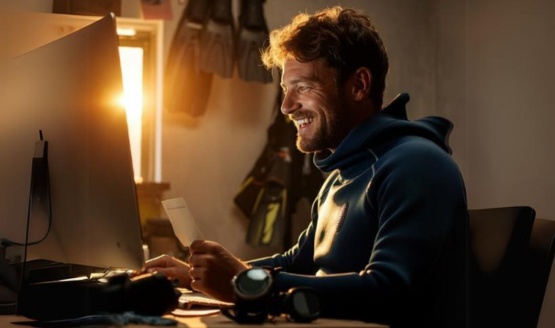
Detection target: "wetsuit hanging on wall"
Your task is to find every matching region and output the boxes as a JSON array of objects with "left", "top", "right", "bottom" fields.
[{"left": 234, "top": 89, "right": 325, "bottom": 249}]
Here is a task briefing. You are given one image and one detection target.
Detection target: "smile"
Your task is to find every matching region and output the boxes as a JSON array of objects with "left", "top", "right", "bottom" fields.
[{"left": 294, "top": 117, "right": 314, "bottom": 129}]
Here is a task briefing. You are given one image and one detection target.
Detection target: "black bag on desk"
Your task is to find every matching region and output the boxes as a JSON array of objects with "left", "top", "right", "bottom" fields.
[{"left": 17, "top": 272, "right": 180, "bottom": 321}]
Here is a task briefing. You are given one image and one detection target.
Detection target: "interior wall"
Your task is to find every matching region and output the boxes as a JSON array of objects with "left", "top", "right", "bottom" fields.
[
  {"left": 431, "top": 0, "right": 468, "bottom": 176},
  {"left": 463, "top": 0, "right": 555, "bottom": 220}
]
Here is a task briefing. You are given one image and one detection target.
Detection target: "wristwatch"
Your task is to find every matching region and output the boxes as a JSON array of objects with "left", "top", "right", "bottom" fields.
[{"left": 231, "top": 267, "right": 275, "bottom": 300}]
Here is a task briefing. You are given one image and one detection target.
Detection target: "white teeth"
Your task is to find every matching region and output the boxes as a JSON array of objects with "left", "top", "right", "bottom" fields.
[{"left": 295, "top": 118, "right": 313, "bottom": 127}]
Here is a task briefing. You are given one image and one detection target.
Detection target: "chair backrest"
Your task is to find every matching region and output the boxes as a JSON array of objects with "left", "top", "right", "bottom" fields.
[
  {"left": 467, "top": 206, "right": 536, "bottom": 328},
  {"left": 525, "top": 217, "right": 555, "bottom": 328}
]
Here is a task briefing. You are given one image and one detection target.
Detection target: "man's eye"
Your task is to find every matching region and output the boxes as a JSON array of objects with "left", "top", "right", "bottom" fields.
[{"left": 298, "top": 86, "right": 310, "bottom": 93}]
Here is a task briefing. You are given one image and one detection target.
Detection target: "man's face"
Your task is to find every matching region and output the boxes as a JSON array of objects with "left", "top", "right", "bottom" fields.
[{"left": 280, "top": 59, "right": 351, "bottom": 153}]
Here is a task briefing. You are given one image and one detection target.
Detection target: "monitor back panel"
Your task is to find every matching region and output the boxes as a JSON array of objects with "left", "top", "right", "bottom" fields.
[{"left": 0, "top": 13, "right": 144, "bottom": 271}]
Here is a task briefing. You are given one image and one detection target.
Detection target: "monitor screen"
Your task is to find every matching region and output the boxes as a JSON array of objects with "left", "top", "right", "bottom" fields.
[{"left": 0, "top": 13, "right": 145, "bottom": 271}]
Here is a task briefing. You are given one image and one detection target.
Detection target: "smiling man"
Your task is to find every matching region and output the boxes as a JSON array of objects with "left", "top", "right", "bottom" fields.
[{"left": 143, "top": 6, "right": 468, "bottom": 328}]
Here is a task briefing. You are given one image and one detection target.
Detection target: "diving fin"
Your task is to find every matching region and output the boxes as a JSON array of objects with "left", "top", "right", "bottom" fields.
[
  {"left": 236, "top": 0, "right": 273, "bottom": 83},
  {"left": 199, "top": 0, "right": 235, "bottom": 78},
  {"left": 165, "top": 0, "right": 214, "bottom": 116},
  {"left": 245, "top": 182, "right": 286, "bottom": 247}
]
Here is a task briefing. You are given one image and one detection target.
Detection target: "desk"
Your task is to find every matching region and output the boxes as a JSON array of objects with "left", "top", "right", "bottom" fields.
[
  {"left": 170, "top": 314, "right": 388, "bottom": 328},
  {"left": 0, "top": 313, "right": 388, "bottom": 327}
]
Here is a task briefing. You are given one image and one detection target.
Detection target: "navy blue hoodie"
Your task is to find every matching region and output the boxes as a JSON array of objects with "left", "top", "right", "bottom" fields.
[{"left": 249, "top": 93, "right": 468, "bottom": 328}]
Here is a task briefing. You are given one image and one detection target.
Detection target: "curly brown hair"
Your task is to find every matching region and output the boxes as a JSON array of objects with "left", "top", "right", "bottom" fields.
[{"left": 261, "top": 6, "right": 389, "bottom": 109}]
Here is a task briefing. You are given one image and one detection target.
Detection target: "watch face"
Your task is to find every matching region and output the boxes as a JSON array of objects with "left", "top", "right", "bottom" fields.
[
  {"left": 234, "top": 267, "right": 272, "bottom": 299},
  {"left": 289, "top": 288, "right": 320, "bottom": 321}
]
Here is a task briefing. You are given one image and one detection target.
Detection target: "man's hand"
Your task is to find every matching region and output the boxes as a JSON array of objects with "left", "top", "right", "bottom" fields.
[
  {"left": 188, "top": 240, "right": 250, "bottom": 302},
  {"left": 142, "top": 254, "right": 192, "bottom": 289}
]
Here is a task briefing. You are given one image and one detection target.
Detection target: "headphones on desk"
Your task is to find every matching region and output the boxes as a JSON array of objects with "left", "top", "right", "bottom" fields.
[{"left": 222, "top": 267, "right": 320, "bottom": 324}]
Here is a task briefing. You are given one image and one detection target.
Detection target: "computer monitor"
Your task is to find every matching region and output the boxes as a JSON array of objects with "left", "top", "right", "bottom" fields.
[{"left": 0, "top": 13, "right": 145, "bottom": 271}]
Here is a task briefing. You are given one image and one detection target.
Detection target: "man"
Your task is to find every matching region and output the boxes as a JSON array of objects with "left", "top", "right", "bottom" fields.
[{"left": 144, "top": 6, "right": 467, "bottom": 327}]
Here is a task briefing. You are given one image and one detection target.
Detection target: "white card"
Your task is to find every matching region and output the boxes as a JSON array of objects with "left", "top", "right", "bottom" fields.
[{"left": 162, "top": 197, "right": 205, "bottom": 247}]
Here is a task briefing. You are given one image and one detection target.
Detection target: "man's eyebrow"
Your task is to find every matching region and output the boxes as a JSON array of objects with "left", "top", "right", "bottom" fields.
[
  {"left": 280, "top": 79, "right": 299, "bottom": 90},
  {"left": 282, "top": 75, "right": 316, "bottom": 87}
]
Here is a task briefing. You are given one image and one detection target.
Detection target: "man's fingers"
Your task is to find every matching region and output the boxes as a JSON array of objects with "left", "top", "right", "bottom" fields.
[
  {"left": 188, "top": 253, "right": 205, "bottom": 267},
  {"left": 144, "top": 254, "right": 173, "bottom": 268},
  {"left": 188, "top": 261, "right": 209, "bottom": 277},
  {"left": 145, "top": 267, "right": 179, "bottom": 280},
  {"left": 189, "top": 239, "right": 212, "bottom": 253}
]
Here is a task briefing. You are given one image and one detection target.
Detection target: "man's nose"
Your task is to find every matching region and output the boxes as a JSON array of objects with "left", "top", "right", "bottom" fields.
[{"left": 281, "top": 92, "right": 300, "bottom": 115}]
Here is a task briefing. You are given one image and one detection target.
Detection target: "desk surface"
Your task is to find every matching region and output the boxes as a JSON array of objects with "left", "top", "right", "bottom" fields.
[{"left": 0, "top": 313, "right": 388, "bottom": 327}]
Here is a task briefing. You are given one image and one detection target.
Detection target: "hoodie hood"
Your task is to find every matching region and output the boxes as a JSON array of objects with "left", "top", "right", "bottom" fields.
[{"left": 315, "top": 93, "right": 454, "bottom": 173}]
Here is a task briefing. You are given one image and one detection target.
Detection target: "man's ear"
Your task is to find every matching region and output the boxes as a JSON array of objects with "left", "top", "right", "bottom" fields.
[{"left": 351, "top": 67, "right": 372, "bottom": 101}]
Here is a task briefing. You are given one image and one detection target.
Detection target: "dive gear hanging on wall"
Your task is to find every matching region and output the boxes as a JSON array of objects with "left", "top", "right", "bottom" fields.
[{"left": 234, "top": 90, "right": 325, "bottom": 248}]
